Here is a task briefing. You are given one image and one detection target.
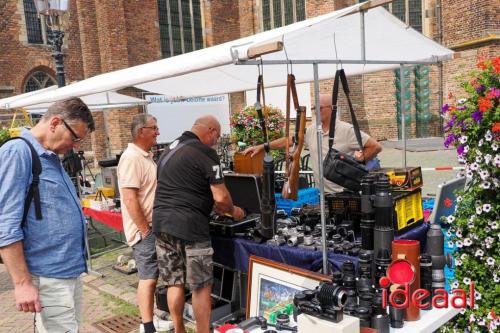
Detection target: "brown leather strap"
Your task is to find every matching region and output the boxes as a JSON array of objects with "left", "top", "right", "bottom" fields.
[{"left": 284, "top": 74, "right": 301, "bottom": 178}]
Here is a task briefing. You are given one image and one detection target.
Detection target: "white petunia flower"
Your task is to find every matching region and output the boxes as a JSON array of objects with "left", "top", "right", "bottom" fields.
[
  {"left": 458, "top": 155, "right": 466, "bottom": 163},
  {"left": 463, "top": 145, "right": 469, "bottom": 153},
  {"left": 459, "top": 136, "right": 468, "bottom": 144},
  {"left": 457, "top": 196, "right": 463, "bottom": 202},
  {"left": 492, "top": 222, "right": 498, "bottom": 230},
  {"left": 484, "top": 154, "right": 492, "bottom": 164},
  {"left": 478, "top": 139, "right": 484, "bottom": 147},
  {"left": 476, "top": 156, "right": 483, "bottom": 163},
  {"left": 471, "top": 233, "right": 479, "bottom": 240},
  {"left": 447, "top": 215, "right": 456, "bottom": 223},
  {"left": 492, "top": 142, "right": 498, "bottom": 151},
  {"left": 475, "top": 249, "right": 484, "bottom": 257},
  {"left": 475, "top": 290, "right": 482, "bottom": 300},
  {"left": 469, "top": 313, "right": 476, "bottom": 322},
  {"left": 486, "top": 236, "right": 494, "bottom": 244},
  {"left": 446, "top": 230, "right": 452, "bottom": 237},
  {"left": 476, "top": 206, "right": 483, "bottom": 215},
  {"left": 478, "top": 319, "right": 485, "bottom": 326},
  {"left": 463, "top": 238, "right": 472, "bottom": 246},
  {"left": 494, "top": 274, "right": 500, "bottom": 283},
  {"left": 485, "top": 226, "right": 491, "bottom": 232},
  {"left": 480, "top": 181, "right": 491, "bottom": 189},
  {"left": 483, "top": 204, "right": 492, "bottom": 212},
  {"left": 466, "top": 170, "right": 474, "bottom": 178},
  {"left": 456, "top": 230, "right": 463, "bottom": 238},
  {"left": 479, "top": 169, "right": 490, "bottom": 180},
  {"left": 494, "top": 155, "right": 500, "bottom": 167},
  {"left": 456, "top": 240, "right": 463, "bottom": 248},
  {"left": 448, "top": 241, "right": 455, "bottom": 247},
  {"left": 473, "top": 303, "right": 479, "bottom": 310},
  {"left": 458, "top": 98, "right": 467, "bottom": 104},
  {"left": 460, "top": 308, "right": 466, "bottom": 315},
  {"left": 452, "top": 281, "right": 460, "bottom": 289},
  {"left": 461, "top": 253, "right": 468, "bottom": 260},
  {"left": 485, "top": 130, "right": 493, "bottom": 141},
  {"left": 455, "top": 259, "right": 462, "bottom": 266},
  {"left": 467, "top": 221, "right": 475, "bottom": 228},
  {"left": 487, "top": 257, "right": 495, "bottom": 266},
  {"left": 470, "top": 162, "right": 479, "bottom": 170}
]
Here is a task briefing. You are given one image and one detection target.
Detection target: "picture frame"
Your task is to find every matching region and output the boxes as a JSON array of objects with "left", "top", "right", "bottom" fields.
[{"left": 246, "top": 255, "right": 331, "bottom": 319}]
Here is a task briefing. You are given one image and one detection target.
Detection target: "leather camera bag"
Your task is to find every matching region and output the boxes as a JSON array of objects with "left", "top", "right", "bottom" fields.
[{"left": 323, "top": 69, "right": 368, "bottom": 192}]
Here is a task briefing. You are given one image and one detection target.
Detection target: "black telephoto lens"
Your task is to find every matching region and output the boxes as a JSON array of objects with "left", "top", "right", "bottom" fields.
[
  {"left": 389, "top": 298, "right": 405, "bottom": 328},
  {"left": 373, "top": 174, "right": 395, "bottom": 258},
  {"left": 355, "top": 307, "right": 371, "bottom": 328},
  {"left": 360, "top": 174, "right": 376, "bottom": 251},
  {"left": 359, "top": 293, "right": 374, "bottom": 312},
  {"left": 332, "top": 271, "right": 343, "bottom": 285},
  {"left": 426, "top": 224, "right": 446, "bottom": 297},
  {"left": 420, "top": 253, "right": 433, "bottom": 310},
  {"left": 342, "top": 260, "right": 356, "bottom": 278},
  {"left": 371, "top": 294, "right": 390, "bottom": 333},
  {"left": 375, "top": 248, "right": 391, "bottom": 288},
  {"left": 358, "top": 250, "right": 373, "bottom": 282}
]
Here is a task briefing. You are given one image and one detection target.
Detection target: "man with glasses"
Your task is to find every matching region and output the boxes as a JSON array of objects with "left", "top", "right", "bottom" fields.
[
  {"left": 117, "top": 114, "right": 168, "bottom": 333},
  {"left": 153, "top": 115, "right": 245, "bottom": 333},
  {"left": 0, "top": 97, "right": 94, "bottom": 332},
  {"left": 242, "top": 94, "right": 382, "bottom": 193}
]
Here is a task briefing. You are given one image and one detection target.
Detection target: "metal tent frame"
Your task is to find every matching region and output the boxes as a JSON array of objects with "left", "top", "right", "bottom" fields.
[{"left": 236, "top": 8, "right": 445, "bottom": 274}]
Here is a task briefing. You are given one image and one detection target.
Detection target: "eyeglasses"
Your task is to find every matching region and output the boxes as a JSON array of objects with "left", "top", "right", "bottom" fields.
[
  {"left": 142, "top": 126, "right": 159, "bottom": 131},
  {"left": 62, "top": 119, "right": 83, "bottom": 143}
]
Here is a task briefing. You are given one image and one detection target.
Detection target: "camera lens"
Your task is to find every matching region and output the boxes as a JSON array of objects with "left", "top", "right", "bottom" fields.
[{"left": 317, "top": 282, "right": 347, "bottom": 309}]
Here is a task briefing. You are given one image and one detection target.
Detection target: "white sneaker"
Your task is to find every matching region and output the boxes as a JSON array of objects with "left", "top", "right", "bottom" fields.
[{"left": 139, "top": 318, "right": 174, "bottom": 333}]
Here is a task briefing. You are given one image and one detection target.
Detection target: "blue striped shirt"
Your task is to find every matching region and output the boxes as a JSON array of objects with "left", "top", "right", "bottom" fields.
[{"left": 0, "top": 129, "right": 87, "bottom": 278}]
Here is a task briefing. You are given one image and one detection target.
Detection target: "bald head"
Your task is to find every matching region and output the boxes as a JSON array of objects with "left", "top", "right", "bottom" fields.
[
  {"left": 191, "top": 114, "right": 221, "bottom": 147},
  {"left": 312, "top": 94, "right": 332, "bottom": 126}
]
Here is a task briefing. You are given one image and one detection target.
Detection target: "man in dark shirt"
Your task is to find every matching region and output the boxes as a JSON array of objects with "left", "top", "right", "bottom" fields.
[{"left": 153, "top": 115, "right": 245, "bottom": 333}]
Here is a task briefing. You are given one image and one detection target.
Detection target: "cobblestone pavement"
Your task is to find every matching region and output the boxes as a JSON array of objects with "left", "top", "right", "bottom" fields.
[{"left": 0, "top": 247, "right": 196, "bottom": 333}]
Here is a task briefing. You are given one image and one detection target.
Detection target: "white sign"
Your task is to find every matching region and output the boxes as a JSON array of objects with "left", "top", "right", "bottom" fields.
[{"left": 145, "top": 94, "right": 230, "bottom": 143}]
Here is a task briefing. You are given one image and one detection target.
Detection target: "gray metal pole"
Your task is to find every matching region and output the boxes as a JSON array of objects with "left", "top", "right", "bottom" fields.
[
  {"left": 313, "top": 63, "right": 328, "bottom": 274},
  {"left": 400, "top": 64, "right": 407, "bottom": 167},
  {"left": 360, "top": 11, "right": 365, "bottom": 61}
]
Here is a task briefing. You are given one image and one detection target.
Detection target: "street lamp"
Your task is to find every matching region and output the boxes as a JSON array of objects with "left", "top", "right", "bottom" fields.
[{"left": 34, "top": 0, "right": 69, "bottom": 87}]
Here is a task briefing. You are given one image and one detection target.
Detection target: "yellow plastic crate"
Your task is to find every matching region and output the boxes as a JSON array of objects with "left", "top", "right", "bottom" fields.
[{"left": 394, "top": 189, "right": 424, "bottom": 231}]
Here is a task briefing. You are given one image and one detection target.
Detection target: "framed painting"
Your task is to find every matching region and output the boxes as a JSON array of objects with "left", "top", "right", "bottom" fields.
[{"left": 246, "top": 255, "right": 330, "bottom": 319}]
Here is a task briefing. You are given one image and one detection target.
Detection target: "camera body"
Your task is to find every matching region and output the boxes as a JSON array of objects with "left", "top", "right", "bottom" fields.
[{"left": 293, "top": 282, "right": 347, "bottom": 323}]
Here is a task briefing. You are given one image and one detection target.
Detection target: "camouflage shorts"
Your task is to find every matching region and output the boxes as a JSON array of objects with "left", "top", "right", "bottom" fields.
[{"left": 155, "top": 232, "right": 214, "bottom": 290}]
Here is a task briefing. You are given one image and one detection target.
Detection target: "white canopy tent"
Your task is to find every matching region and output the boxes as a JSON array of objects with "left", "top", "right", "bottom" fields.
[
  {"left": 6, "top": 3, "right": 452, "bottom": 109},
  {"left": 0, "top": 85, "right": 57, "bottom": 109},
  {"left": 3, "top": 1, "right": 454, "bottom": 273},
  {"left": 22, "top": 91, "right": 148, "bottom": 113}
]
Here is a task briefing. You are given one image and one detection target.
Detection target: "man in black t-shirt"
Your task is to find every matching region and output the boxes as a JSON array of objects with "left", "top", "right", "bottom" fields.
[{"left": 153, "top": 115, "right": 244, "bottom": 333}]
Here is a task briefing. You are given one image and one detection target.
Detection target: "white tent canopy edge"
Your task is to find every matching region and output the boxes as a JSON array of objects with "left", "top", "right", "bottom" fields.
[{"left": 7, "top": 3, "right": 452, "bottom": 109}]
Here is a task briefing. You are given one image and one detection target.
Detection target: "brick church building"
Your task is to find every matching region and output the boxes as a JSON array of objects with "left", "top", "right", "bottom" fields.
[{"left": 0, "top": 0, "right": 498, "bottom": 163}]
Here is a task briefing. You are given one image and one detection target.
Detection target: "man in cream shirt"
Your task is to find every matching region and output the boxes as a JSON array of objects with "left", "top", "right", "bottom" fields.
[{"left": 118, "top": 114, "right": 166, "bottom": 333}]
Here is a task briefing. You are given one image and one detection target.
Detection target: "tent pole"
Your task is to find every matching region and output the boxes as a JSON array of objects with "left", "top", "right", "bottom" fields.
[
  {"left": 313, "top": 63, "right": 328, "bottom": 275},
  {"left": 400, "top": 64, "right": 407, "bottom": 167},
  {"left": 360, "top": 11, "right": 365, "bottom": 61}
]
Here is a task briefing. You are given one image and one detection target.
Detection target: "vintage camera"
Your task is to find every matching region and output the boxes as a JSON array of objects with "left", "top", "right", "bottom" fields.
[{"left": 293, "top": 282, "right": 347, "bottom": 323}]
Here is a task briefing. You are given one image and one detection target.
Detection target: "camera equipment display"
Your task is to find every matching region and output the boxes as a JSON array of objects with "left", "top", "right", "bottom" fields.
[
  {"left": 420, "top": 253, "right": 433, "bottom": 310},
  {"left": 373, "top": 174, "right": 395, "bottom": 259},
  {"left": 293, "top": 282, "right": 347, "bottom": 323},
  {"left": 354, "top": 306, "right": 370, "bottom": 328}
]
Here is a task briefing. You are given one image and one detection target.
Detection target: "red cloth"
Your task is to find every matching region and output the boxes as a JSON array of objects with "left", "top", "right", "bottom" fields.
[{"left": 82, "top": 207, "right": 124, "bottom": 232}]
